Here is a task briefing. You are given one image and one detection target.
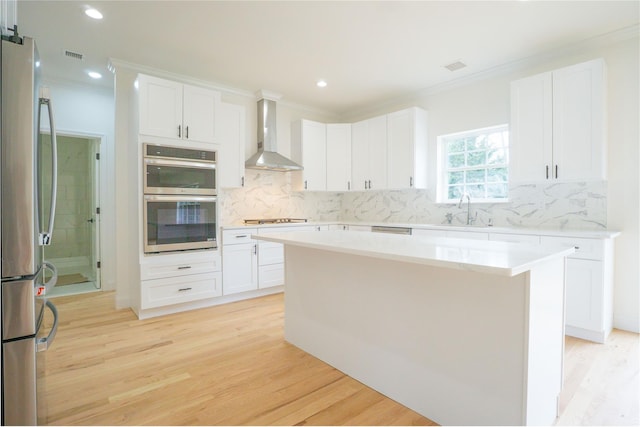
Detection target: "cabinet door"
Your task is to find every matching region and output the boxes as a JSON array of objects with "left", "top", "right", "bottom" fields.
[
  {"left": 552, "top": 59, "right": 605, "bottom": 181},
  {"left": 222, "top": 243, "right": 258, "bottom": 295},
  {"left": 183, "top": 84, "right": 219, "bottom": 144},
  {"left": 138, "top": 75, "right": 183, "bottom": 139},
  {"left": 326, "top": 124, "right": 352, "bottom": 191},
  {"left": 302, "top": 120, "right": 327, "bottom": 191},
  {"left": 351, "top": 120, "right": 369, "bottom": 191},
  {"left": 446, "top": 230, "right": 489, "bottom": 240},
  {"left": 218, "top": 103, "right": 246, "bottom": 188},
  {"left": 565, "top": 258, "right": 603, "bottom": 332},
  {"left": 412, "top": 228, "right": 447, "bottom": 238},
  {"left": 510, "top": 72, "right": 553, "bottom": 182},
  {"left": 386, "top": 108, "right": 427, "bottom": 189},
  {"left": 367, "top": 115, "right": 388, "bottom": 190}
]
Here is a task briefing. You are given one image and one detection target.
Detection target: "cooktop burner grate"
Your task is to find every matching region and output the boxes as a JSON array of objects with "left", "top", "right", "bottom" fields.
[{"left": 243, "top": 218, "right": 308, "bottom": 225}]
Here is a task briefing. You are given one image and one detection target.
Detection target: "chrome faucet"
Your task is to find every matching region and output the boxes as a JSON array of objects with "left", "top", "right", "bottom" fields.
[{"left": 457, "top": 192, "right": 477, "bottom": 225}]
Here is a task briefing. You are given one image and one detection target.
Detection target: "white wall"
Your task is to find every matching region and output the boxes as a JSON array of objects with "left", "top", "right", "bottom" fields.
[
  {"left": 343, "top": 33, "right": 639, "bottom": 333},
  {"left": 40, "top": 78, "right": 116, "bottom": 291}
]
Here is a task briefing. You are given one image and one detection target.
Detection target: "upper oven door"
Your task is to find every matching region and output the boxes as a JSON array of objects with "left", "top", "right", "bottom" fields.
[{"left": 144, "top": 158, "right": 216, "bottom": 195}]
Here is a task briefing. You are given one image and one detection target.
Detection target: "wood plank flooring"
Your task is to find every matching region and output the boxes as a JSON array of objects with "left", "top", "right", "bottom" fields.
[{"left": 42, "top": 291, "right": 639, "bottom": 425}]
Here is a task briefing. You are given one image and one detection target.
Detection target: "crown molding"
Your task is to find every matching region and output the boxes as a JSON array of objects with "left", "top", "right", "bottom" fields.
[{"left": 344, "top": 24, "right": 639, "bottom": 120}]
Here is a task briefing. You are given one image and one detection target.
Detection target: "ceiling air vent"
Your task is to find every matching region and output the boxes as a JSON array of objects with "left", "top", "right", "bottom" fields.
[
  {"left": 444, "top": 60, "right": 466, "bottom": 72},
  {"left": 63, "top": 49, "right": 84, "bottom": 61}
]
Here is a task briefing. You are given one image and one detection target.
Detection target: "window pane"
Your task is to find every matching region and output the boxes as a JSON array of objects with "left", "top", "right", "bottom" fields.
[
  {"left": 447, "top": 139, "right": 465, "bottom": 153},
  {"left": 467, "top": 151, "right": 485, "bottom": 167},
  {"left": 487, "top": 167, "right": 508, "bottom": 182},
  {"left": 448, "top": 153, "right": 465, "bottom": 168},
  {"left": 448, "top": 171, "right": 464, "bottom": 185},
  {"left": 486, "top": 183, "right": 508, "bottom": 198},
  {"left": 466, "top": 169, "right": 485, "bottom": 183},
  {"left": 448, "top": 185, "right": 463, "bottom": 200},
  {"left": 467, "top": 184, "right": 485, "bottom": 198},
  {"left": 486, "top": 148, "right": 506, "bottom": 165},
  {"left": 487, "top": 131, "right": 506, "bottom": 149},
  {"left": 466, "top": 135, "right": 487, "bottom": 151}
]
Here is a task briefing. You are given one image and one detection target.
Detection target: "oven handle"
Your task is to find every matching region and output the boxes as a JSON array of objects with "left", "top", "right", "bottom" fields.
[
  {"left": 144, "top": 158, "right": 216, "bottom": 169},
  {"left": 144, "top": 195, "right": 218, "bottom": 202}
]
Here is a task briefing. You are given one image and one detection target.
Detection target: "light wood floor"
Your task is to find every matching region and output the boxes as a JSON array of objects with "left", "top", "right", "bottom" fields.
[{"left": 42, "top": 291, "right": 639, "bottom": 426}]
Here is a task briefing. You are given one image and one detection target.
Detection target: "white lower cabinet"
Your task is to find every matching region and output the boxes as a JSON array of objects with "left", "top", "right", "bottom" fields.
[
  {"left": 446, "top": 230, "right": 488, "bottom": 240},
  {"left": 139, "top": 251, "right": 222, "bottom": 312},
  {"left": 540, "top": 235, "right": 613, "bottom": 343},
  {"left": 141, "top": 272, "right": 222, "bottom": 309},
  {"left": 489, "top": 233, "right": 541, "bottom": 244},
  {"left": 222, "top": 235, "right": 258, "bottom": 295}
]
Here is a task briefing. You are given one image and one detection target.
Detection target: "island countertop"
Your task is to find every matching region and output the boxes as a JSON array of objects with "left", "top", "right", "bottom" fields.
[{"left": 252, "top": 230, "right": 575, "bottom": 277}]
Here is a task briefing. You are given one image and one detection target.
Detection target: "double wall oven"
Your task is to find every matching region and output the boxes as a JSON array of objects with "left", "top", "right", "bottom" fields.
[{"left": 143, "top": 144, "right": 218, "bottom": 253}]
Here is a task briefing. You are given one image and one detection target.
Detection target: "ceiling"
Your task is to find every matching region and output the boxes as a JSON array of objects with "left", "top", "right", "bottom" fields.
[{"left": 16, "top": 1, "right": 639, "bottom": 115}]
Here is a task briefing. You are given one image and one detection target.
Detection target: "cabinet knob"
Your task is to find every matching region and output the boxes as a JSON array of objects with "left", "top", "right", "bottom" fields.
[
  {"left": 305, "top": 180, "right": 308, "bottom": 190},
  {"left": 178, "top": 125, "right": 181, "bottom": 138},
  {"left": 368, "top": 180, "right": 372, "bottom": 189},
  {"left": 185, "top": 125, "right": 189, "bottom": 139},
  {"left": 410, "top": 176, "right": 413, "bottom": 187},
  {"left": 546, "top": 165, "right": 549, "bottom": 179},
  {"left": 555, "top": 165, "right": 558, "bottom": 179},
  {"left": 241, "top": 176, "right": 245, "bottom": 187}
]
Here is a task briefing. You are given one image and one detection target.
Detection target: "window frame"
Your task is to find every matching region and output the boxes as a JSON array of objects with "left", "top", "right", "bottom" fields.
[{"left": 437, "top": 124, "right": 510, "bottom": 204}]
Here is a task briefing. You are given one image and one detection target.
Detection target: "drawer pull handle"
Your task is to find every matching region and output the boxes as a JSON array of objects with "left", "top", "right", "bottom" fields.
[
  {"left": 236, "top": 235, "right": 247, "bottom": 238},
  {"left": 178, "top": 287, "right": 192, "bottom": 292},
  {"left": 574, "top": 246, "right": 580, "bottom": 250},
  {"left": 177, "top": 266, "right": 192, "bottom": 270}
]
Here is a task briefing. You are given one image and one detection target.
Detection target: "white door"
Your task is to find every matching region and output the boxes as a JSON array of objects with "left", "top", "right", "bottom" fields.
[
  {"left": 222, "top": 244, "right": 258, "bottom": 295},
  {"left": 351, "top": 119, "right": 369, "bottom": 191},
  {"left": 183, "top": 84, "right": 219, "bottom": 144},
  {"left": 326, "top": 123, "right": 352, "bottom": 191},
  {"left": 138, "top": 75, "right": 183, "bottom": 139},
  {"left": 552, "top": 59, "right": 606, "bottom": 181},
  {"left": 218, "top": 103, "right": 246, "bottom": 188},
  {"left": 565, "top": 258, "right": 603, "bottom": 332},
  {"left": 367, "top": 115, "right": 388, "bottom": 190},
  {"left": 510, "top": 72, "right": 553, "bottom": 182},
  {"left": 387, "top": 109, "right": 414, "bottom": 189},
  {"left": 301, "top": 120, "right": 327, "bottom": 191}
]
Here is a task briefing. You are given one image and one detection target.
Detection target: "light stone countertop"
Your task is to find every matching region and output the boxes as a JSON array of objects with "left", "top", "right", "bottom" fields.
[
  {"left": 222, "top": 221, "right": 620, "bottom": 239},
  {"left": 252, "top": 230, "right": 576, "bottom": 277}
]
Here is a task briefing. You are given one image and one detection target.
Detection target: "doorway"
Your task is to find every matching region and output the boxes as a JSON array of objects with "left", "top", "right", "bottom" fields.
[{"left": 40, "top": 133, "right": 102, "bottom": 297}]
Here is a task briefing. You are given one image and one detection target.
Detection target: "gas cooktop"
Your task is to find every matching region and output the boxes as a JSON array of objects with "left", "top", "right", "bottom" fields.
[{"left": 243, "top": 218, "right": 308, "bottom": 225}]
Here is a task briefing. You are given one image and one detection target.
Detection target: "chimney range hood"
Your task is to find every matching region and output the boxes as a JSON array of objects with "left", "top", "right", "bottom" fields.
[{"left": 245, "top": 98, "right": 303, "bottom": 172}]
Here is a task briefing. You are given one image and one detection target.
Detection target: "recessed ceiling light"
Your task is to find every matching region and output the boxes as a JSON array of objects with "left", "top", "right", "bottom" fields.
[
  {"left": 316, "top": 80, "right": 327, "bottom": 88},
  {"left": 85, "top": 8, "right": 103, "bottom": 20},
  {"left": 88, "top": 71, "right": 102, "bottom": 79}
]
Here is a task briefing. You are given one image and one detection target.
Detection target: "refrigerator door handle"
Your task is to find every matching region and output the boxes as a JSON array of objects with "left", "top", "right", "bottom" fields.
[
  {"left": 37, "top": 91, "right": 58, "bottom": 246},
  {"left": 36, "top": 300, "right": 59, "bottom": 352},
  {"left": 35, "top": 261, "right": 58, "bottom": 297}
]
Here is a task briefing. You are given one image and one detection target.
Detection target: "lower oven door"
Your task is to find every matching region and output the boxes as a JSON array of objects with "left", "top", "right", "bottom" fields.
[{"left": 144, "top": 195, "right": 218, "bottom": 253}]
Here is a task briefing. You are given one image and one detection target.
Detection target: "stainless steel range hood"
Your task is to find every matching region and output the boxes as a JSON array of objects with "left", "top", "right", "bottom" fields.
[{"left": 245, "top": 98, "right": 303, "bottom": 172}]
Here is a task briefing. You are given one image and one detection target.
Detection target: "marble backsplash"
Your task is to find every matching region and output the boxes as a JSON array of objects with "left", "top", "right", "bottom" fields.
[
  {"left": 221, "top": 172, "right": 607, "bottom": 231},
  {"left": 219, "top": 169, "right": 342, "bottom": 225},
  {"left": 341, "top": 181, "right": 608, "bottom": 231}
]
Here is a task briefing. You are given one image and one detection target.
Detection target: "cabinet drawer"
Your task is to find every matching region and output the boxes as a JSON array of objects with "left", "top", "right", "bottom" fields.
[
  {"left": 540, "top": 236, "right": 604, "bottom": 260},
  {"left": 140, "top": 255, "right": 220, "bottom": 280},
  {"left": 141, "top": 272, "right": 222, "bottom": 309},
  {"left": 222, "top": 228, "right": 257, "bottom": 245},
  {"left": 489, "top": 233, "right": 541, "bottom": 244},
  {"left": 259, "top": 264, "right": 284, "bottom": 289}
]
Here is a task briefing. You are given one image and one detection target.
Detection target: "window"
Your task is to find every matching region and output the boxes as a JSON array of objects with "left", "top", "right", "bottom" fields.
[{"left": 438, "top": 124, "right": 509, "bottom": 203}]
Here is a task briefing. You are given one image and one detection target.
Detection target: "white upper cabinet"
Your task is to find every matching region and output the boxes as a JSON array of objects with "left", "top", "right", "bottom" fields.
[
  {"left": 510, "top": 59, "right": 606, "bottom": 183},
  {"left": 138, "top": 74, "right": 220, "bottom": 144},
  {"left": 351, "top": 115, "right": 387, "bottom": 191},
  {"left": 326, "top": 123, "right": 352, "bottom": 191},
  {"left": 292, "top": 119, "right": 327, "bottom": 191},
  {"left": 386, "top": 107, "right": 428, "bottom": 189},
  {"left": 218, "top": 102, "right": 246, "bottom": 188}
]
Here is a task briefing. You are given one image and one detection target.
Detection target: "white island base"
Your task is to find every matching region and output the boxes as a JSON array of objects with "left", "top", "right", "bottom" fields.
[{"left": 266, "top": 233, "right": 570, "bottom": 426}]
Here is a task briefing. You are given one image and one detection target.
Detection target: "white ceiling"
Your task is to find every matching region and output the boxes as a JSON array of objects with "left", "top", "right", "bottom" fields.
[{"left": 17, "top": 1, "right": 639, "bottom": 115}]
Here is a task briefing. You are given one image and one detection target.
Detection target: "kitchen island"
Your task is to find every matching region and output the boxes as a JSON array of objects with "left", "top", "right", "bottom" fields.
[{"left": 253, "top": 231, "right": 575, "bottom": 426}]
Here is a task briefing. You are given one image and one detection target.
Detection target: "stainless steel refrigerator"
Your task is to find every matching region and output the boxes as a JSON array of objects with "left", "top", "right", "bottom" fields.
[{"left": 1, "top": 29, "right": 59, "bottom": 426}]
